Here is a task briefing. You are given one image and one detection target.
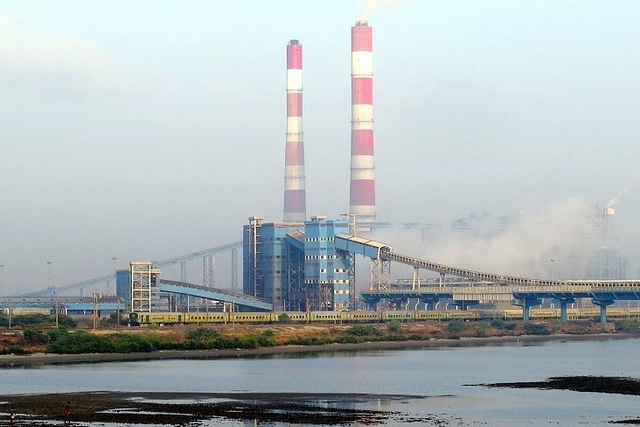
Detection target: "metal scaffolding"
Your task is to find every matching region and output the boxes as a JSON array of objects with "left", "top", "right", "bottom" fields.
[{"left": 130, "top": 262, "right": 160, "bottom": 313}]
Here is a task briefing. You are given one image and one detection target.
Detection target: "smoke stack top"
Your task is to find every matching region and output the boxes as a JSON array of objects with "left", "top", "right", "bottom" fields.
[{"left": 356, "top": 20, "right": 369, "bottom": 26}]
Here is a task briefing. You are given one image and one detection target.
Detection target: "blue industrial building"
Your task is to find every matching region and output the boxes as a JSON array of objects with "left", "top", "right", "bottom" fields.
[{"left": 243, "top": 216, "right": 353, "bottom": 311}]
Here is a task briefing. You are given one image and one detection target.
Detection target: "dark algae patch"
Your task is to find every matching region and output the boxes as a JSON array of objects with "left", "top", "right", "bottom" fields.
[
  {"left": 477, "top": 375, "right": 640, "bottom": 396},
  {"left": 0, "top": 392, "right": 416, "bottom": 426}
]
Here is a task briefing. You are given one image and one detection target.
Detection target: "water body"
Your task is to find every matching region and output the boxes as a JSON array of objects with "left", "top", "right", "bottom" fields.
[{"left": 2, "top": 337, "right": 640, "bottom": 426}]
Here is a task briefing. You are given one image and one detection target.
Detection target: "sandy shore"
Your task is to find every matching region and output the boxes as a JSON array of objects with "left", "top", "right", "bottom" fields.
[{"left": 0, "top": 333, "right": 634, "bottom": 367}]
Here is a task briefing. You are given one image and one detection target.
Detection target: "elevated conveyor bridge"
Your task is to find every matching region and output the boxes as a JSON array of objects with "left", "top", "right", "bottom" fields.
[
  {"left": 334, "top": 234, "right": 640, "bottom": 322},
  {"left": 159, "top": 280, "right": 273, "bottom": 312}
]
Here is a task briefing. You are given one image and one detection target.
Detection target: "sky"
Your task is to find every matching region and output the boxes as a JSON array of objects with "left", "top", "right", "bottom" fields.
[{"left": 1, "top": 0, "right": 640, "bottom": 294}]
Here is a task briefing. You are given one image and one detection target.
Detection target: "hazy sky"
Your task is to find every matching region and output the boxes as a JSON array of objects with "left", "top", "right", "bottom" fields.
[{"left": 2, "top": 0, "right": 640, "bottom": 293}]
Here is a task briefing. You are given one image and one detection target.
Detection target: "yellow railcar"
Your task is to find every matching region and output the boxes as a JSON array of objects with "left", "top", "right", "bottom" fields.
[
  {"left": 381, "top": 311, "right": 415, "bottom": 322},
  {"left": 276, "top": 311, "right": 308, "bottom": 322},
  {"left": 529, "top": 309, "right": 560, "bottom": 319},
  {"left": 414, "top": 311, "right": 448, "bottom": 321},
  {"left": 348, "top": 311, "right": 383, "bottom": 322},
  {"left": 308, "top": 311, "right": 346, "bottom": 323},
  {"left": 448, "top": 310, "right": 479, "bottom": 320},
  {"left": 228, "top": 312, "right": 272, "bottom": 323}
]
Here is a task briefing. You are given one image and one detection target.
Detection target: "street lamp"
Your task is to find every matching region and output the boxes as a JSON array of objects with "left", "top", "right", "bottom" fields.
[
  {"left": 550, "top": 259, "right": 556, "bottom": 281},
  {"left": 47, "top": 261, "right": 53, "bottom": 288},
  {"left": 0, "top": 264, "right": 4, "bottom": 297},
  {"left": 111, "top": 257, "right": 118, "bottom": 295}
]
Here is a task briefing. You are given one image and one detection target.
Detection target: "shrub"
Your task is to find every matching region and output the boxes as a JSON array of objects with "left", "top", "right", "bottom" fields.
[
  {"left": 278, "top": 313, "right": 293, "bottom": 324},
  {"left": 490, "top": 319, "right": 507, "bottom": 329},
  {"left": 387, "top": 321, "right": 401, "bottom": 333},
  {"left": 447, "top": 321, "right": 465, "bottom": 333},
  {"left": 522, "top": 322, "right": 550, "bottom": 335},
  {"left": 262, "top": 329, "right": 275, "bottom": 338},
  {"left": 110, "top": 334, "right": 155, "bottom": 353},
  {"left": 57, "top": 315, "right": 77, "bottom": 328},
  {"left": 186, "top": 327, "right": 221, "bottom": 341},
  {"left": 3, "top": 345, "right": 26, "bottom": 355},
  {"left": 23, "top": 328, "right": 49, "bottom": 345},
  {"left": 337, "top": 334, "right": 364, "bottom": 344},
  {"left": 614, "top": 319, "right": 640, "bottom": 332},
  {"left": 344, "top": 325, "right": 382, "bottom": 337},
  {"left": 47, "top": 330, "right": 114, "bottom": 354}
]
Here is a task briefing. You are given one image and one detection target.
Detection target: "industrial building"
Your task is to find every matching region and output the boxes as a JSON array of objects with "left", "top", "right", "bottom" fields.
[{"left": 243, "top": 216, "right": 354, "bottom": 312}]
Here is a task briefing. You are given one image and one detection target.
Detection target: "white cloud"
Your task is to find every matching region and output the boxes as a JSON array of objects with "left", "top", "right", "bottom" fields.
[{"left": 0, "top": 20, "right": 128, "bottom": 99}]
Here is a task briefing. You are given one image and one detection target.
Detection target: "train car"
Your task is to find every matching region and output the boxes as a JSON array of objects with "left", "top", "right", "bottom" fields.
[
  {"left": 448, "top": 310, "right": 480, "bottom": 320},
  {"left": 308, "top": 311, "right": 346, "bottom": 323},
  {"left": 530, "top": 309, "right": 560, "bottom": 319},
  {"left": 348, "top": 311, "right": 383, "bottom": 323},
  {"left": 132, "top": 312, "right": 185, "bottom": 325},
  {"left": 569, "top": 308, "right": 600, "bottom": 319},
  {"left": 276, "top": 311, "right": 308, "bottom": 323},
  {"left": 414, "top": 311, "right": 448, "bottom": 321},
  {"left": 381, "top": 311, "right": 415, "bottom": 322},
  {"left": 186, "top": 312, "right": 228, "bottom": 324},
  {"left": 228, "top": 312, "right": 272, "bottom": 323}
]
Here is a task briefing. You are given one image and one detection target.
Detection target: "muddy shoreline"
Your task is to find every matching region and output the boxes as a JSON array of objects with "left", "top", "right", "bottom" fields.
[
  {"left": 0, "top": 391, "right": 417, "bottom": 426},
  {"left": 0, "top": 333, "right": 634, "bottom": 367}
]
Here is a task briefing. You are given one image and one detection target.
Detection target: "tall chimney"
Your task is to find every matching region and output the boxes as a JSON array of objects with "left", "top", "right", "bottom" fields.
[
  {"left": 350, "top": 21, "right": 376, "bottom": 225},
  {"left": 283, "top": 39, "right": 306, "bottom": 222}
]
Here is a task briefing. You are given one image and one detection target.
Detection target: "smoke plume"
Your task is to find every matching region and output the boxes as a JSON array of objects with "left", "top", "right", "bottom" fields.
[
  {"left": 361, "top": 0, "right": 407, "bottom": 21},
  {"left": 607, "top": 186, "right": 630, "bottom": 209},
  {"left": 373, "top": 198, "right": 597, "bottom": 281}
]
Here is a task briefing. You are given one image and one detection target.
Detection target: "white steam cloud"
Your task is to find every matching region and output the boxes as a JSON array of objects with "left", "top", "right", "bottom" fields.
[
  {"left": 373, "top": 198, "right": 597, "bottom": 281},
  {"left": 361, "top": 0, "right": 407, "bottom": 21}
]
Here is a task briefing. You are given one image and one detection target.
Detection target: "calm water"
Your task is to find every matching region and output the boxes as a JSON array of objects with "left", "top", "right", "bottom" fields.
[{"left": 2, "top": 337, "right": 640, "bottom": 426}]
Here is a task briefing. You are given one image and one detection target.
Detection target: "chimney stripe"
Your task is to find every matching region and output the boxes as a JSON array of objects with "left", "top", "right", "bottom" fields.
[
  {"left": 284, "top": 40, "right": 306, "bottom": 222},
  {"left": 350, "top": 22, "right": 376, "bottom": 224}
]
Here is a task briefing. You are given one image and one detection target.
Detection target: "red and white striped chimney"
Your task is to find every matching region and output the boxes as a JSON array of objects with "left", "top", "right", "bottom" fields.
[
  {"left": 283, "top": 39, "right": 306, "bottom": 222},
  {"left": 350, "top": 21, "right": 376, "bottom": 225}
]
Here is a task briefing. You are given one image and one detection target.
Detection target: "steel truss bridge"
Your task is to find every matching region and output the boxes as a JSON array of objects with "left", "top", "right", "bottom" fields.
[{"left": 335, "top": 234, "right": 640, "bottom": 323}]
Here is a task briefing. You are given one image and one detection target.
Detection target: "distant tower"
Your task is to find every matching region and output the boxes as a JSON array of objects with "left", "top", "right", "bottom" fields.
[
  {"left": 350, "top": 21, "right": 376, "bottom": 225},
  {"left": 283, "top": 39, "right": 306, "bottom": 222}
]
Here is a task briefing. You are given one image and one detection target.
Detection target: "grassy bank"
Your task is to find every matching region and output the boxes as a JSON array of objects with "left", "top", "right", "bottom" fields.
[{"left": 2, "top": 314, "right": 639, "bottom": 359}]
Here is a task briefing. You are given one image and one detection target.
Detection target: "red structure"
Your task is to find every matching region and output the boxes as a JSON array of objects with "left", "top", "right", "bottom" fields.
[
  {"left": 350, "top": 21, "right": 376, "bottom": 224},
  {"left": 283, "top": 39, "right": 306, "bottom": 222}
]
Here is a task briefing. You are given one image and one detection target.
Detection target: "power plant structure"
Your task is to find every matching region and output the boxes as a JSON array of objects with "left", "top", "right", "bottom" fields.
[
  {"left": 350, "top": 20, "right": 376, "bottom": 225},
  {"left": 243, "top": 216, "right": 354, "bottom": 311},
  {"left": 283, "top": 39, "right": 306, "bottom": 222}
]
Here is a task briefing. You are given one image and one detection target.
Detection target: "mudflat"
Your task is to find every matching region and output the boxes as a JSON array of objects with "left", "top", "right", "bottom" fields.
[{"left": 0, "top": 391, "right": 422, "bottom": 426}]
